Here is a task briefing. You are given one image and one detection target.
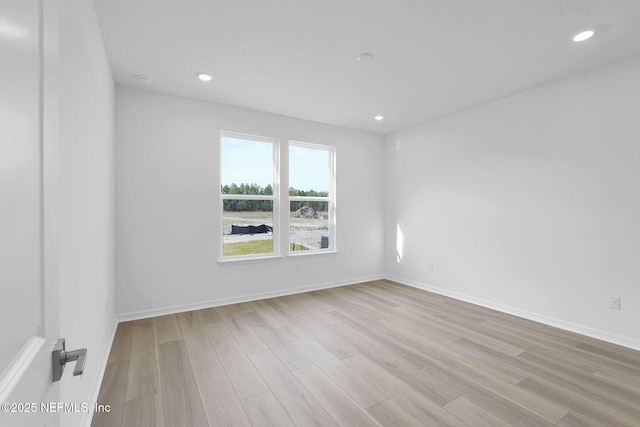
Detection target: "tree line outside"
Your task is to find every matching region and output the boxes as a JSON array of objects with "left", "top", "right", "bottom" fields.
[{"left": 221, "top": 183, "right": 328, "bottom": 212}]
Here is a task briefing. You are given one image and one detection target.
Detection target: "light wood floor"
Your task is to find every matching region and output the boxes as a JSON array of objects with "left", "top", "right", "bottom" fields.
[{"left": 91, "top": 280, "right": 640, "bottom": 427}]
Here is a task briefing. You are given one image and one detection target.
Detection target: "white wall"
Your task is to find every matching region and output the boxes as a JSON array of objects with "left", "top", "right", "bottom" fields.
[
  {"left": 59, "top": 0, "right": 115, "bottom": 425},
  {"left": 385, "top": 56, "right": 640, "bottom": 349},
  {"left": 115, "top": 87, "right": 385, "bottom": 317}
]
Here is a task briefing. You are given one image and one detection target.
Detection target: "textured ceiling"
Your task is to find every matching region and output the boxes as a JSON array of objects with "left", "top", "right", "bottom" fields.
[{"left": 93, "top": 0, "right": 640, "bottom": 134}]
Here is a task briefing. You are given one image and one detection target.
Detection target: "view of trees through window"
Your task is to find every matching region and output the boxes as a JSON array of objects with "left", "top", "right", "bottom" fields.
[
  {"left": 221, "top": 183, "right": 327, "bottom": 212},
  {"left": 220, "top": 135, "right": 275, "bottom": 257}
]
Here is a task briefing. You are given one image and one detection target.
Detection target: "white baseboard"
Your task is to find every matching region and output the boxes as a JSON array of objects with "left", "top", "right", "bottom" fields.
[
  {"left": 117, "top": 274, "right": 385, "bottom": 323},
  {"left": 386, "top": 274, "right": 640, "bottom": 352},
  {"left": 81, "top": 317, "right": 119, "bottom": 427}
]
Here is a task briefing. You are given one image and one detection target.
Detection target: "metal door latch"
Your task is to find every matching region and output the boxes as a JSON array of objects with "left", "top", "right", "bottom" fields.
[{"left": 52, "top": 338, "right": 87, "bottom": 382}]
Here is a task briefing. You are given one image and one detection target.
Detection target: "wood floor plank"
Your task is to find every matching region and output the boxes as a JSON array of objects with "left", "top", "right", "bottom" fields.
[
  {"left": 176, "top": 310, "right": 209, "bottom": 351},
  {"left": 292, "top": 364, "right": 383, "bottom": 427},
  {"left": 214, "top": 303, "right": 254, "bottom": 316},
  {"left": 436, "top": 303, "right": 495, "bottom": 325},
  {"left": 240, "top": 310, "right": 311, "bottom": 370},
  {"left": 344, "top": 354, "right": 467, "bottom": 426},
  {"left": 479, "top": 320, "right": 593, "bottom": 365},
  {"left": 220, "top": 311, "right": 268, "bottom": 355},
  {"left": 361, "top": 284, "right": 443, "bottom": 315},
  {"left": 123, "top": 394, "right": 165, "bottom": 427},
  {"left": 107, "top": 321, "right": 134, "bottom": 364},
  {"left": 325, "top": 318, "right": 417, "bottom": 372},
  {"left": 422, "top": 364, "right": 555, "bottom": 426},
  {"left": 593, "top": 366, "right": 640, "bottom": 394},
  {"left": 203, "top": 321, "right": 269, "bottom": 400},
  {"left": 328, "top": 314, "right": 461, "bottom": 408},
  {"left": 540, "top": 323, "right": 616, "bottom": 347},
  {"left": 366, "top": 399, "right": 425, "bottom": 427},
  {"left": 241, "top": 392, "right": 296, "bottom": 427},
  {"left": 290, "top": 332, "right": 388, "bottom": 408},
  {"left": 377, "top": 315, "right": 453, "bottom": 349},
  {"left": 348, "top": 282, "right": 402, "bottom": 308},
  {"left": 429, "top": 351, "right": 569, "bottom": 423},
  {"left": 515, "top": 351, "right": 640, "bottom": 423},
  {"left": 91, "top": 361, "right": 129, "bottom": 427},
  {"left": 312, "top": 290, "right": 385, "bottom": 323},
  {"left": 387, "top": 305, "right": 465, "bottom": 341},
  {"left": 518, "top": 375, "right": 640, "bottom": 426},
  {"left": 576, "top": 342, "right": 640, "bottom": 368},
  {"left": 288, "top": 292, "right": 337, "bottom": 312},
  {"left": 430, "top": 314, "right": 525, "bottom": 357},
  {"left": 154, "top": 315, "right": 182, "bottom": 344},
  {"left": 249, "top": 350, "right": 339, "bottom": 427},
  {"left": 313, "top": 314, "right": 461, "bottom": 408},
  {"left": 375, "top": 280, "right": 446, "bottom": 306},
  {"left": 444, "top": 338, "right": 530, "bottom": 385},
  {"left": 294, "top": 322, "right": 361, "bottom": 361},
  {"left": 328, "top": 311, "right": 433, "bottom": 369},
  {"left": 270, "top": 295, "right": 335, "bottom": 328},
  {"left": 158, "top": 341, "right": 208, "bottom": 427},
  {"left": 482, "top": 318, "right": 583, "bottom": 349},
  {"left": 481, "top": 319, "right": 599, "bottom": 364},
  {"left": 326, "top": 286, "right": 396, "bottom": 317},
  {"left": 126, "top": 321, "right": 161, "bottom": 401},
  {"left": 522, "top": 344, "right": 602, "bottom": 375},
  {"left": 249, "top": 299, "right": 291, "bottom": 328},
  {"left": 475, "top": 306, "right": 546, "bottom": 331},
  {"left": 443, "top": 396, "right": 512, "bottom": 427},
  {"left": 382, "top": 312, "right": 528, "bottom": 389},
  {"left": 196, "top": 307, "right": 223, "bottom": 325},
  {"left": 271, "top": 297, "right": 360, "bottom": 360},
  {"left": 189, "top": 345, "right": 252, "bottom": 427},
  {"left": 278, "top": 325, "right": 301, "bottom": 341},
  {"left": 557, "top": 411, "right": 604, "bottom": 427}
]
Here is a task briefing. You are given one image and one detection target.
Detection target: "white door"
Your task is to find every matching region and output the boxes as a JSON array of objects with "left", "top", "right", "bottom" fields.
[{"left": 0, "top": 0, "right": 60, "bottom": 426}]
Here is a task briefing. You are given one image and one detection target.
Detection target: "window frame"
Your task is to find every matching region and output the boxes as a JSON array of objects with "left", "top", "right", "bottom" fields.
[
  {"left": 287, "top": 140, "right": 336, "bottom": 255},
  {"left": 219, "top": 131, "right": 280, "bottom": 261}
]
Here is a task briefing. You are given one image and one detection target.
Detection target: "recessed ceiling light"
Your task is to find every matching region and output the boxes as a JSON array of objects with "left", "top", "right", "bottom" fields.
[
  {"left": 197, "top": 72, "right": 213, "bottom": 82},
  {"left": 358, "top": 53, "right": 374, "bottom": 63},
  {"left": 136, "top": 75, "right": 152, "bottom": 85},
  {"left": 374, "top": 115, "right": 384, "bottom": 121},
  {"left": 573, "top": 30, "right": 595, "bottom": 42}
]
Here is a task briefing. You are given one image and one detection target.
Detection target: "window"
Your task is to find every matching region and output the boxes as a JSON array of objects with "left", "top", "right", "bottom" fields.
[
  {"left": 289, "top": 142, "right": 335, "bottom": 253},
  {"left": 220, "top": 133, "right": 278, "bottom": 258},
  {"left": 219, "top": 133, "right": 335, "bottom": 260}
]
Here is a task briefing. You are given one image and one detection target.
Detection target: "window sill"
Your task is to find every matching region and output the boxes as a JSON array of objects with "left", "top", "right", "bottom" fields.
[
  {"left": 217, "top": 249, "right": 338, "bottom": 264},
  {"left": 217, "top": 255, "right": 283, "bottom": 265},
  {"left": 287, "top": 249, "right": 338, "bottom": 258}
]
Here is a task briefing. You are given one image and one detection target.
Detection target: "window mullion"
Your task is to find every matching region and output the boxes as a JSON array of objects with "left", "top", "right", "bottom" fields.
[
  {"left": 289, "top": 196, "right": 329, "bottom": 202},
  {"left": 221, "top": 194, "right": 275, "bottom": 201}
]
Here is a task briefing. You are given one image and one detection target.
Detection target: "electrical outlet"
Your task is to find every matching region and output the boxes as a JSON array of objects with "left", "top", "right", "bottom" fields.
[
  {"left": 428, "top": 263, "right": 434, "bottom": 272},
  {"left": 609, "top": 296, "right": 621, "bottom": 310},
  {"left": 295, "top": 265, "right": 301, "bottom": 274}
]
